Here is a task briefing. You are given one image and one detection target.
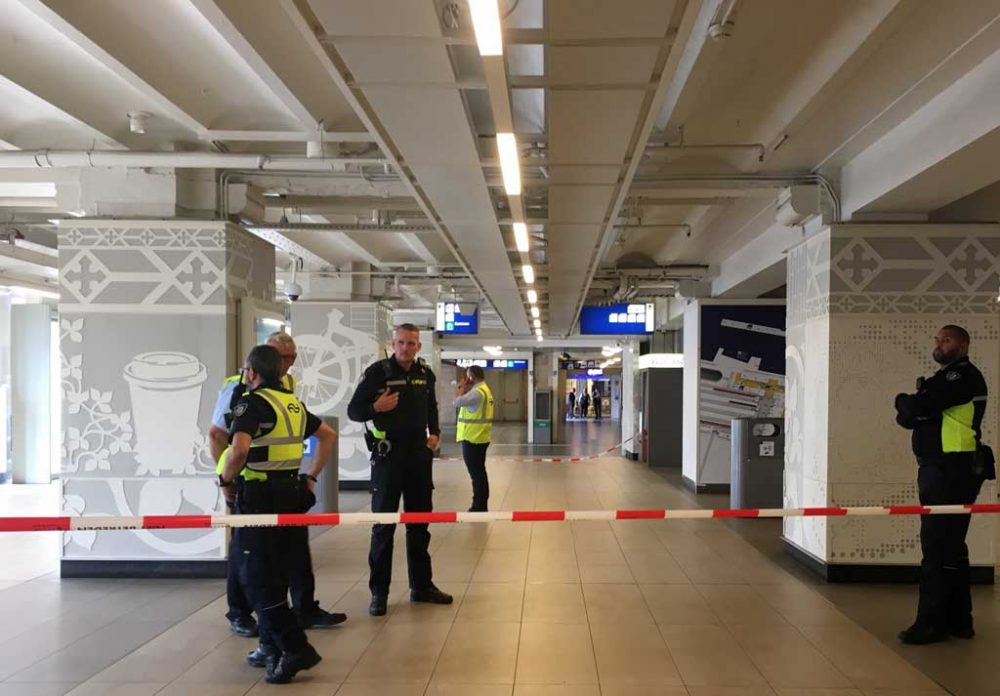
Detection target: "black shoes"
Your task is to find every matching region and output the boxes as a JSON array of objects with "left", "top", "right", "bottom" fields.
[
  {"left": 265, "top": 643, "right": 322, "bottom": 684},
  {"left": 898, "top": 622, "right": 949, "bottom": 645},
  {"left": 410, "top": 584, "right": 453, "bottom": 605},
  {"left": 229, "top": 615, "right": 258, "bottom": 638},
  {"left": 369, "top": 594, "right": 388, "bottom": 616},
  {"left": 245, "top": 643, "right": 279, "bottom": 669},
  {"left": 299, "top": 607, "right": 348, "bottom": 629},
  {"left": 951, "top": 624, "right": 976, "bottom": 639}
]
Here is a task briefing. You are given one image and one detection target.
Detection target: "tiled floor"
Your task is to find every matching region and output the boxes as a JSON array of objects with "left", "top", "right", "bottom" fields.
[{"left": 0, "top": 422, "right": 997, "bottom": 695}]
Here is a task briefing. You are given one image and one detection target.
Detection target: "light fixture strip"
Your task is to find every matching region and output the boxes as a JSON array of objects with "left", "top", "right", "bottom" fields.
[
  {"left": 496, "top": 133, "right": 521, "bottom": 196},
  {"left": 521, "top": 264, "right": 535, "bottom": 284},
  {"left": 513, "top": 222, "right": 529, "bottom": 253},
  {"left": 468, "top": 0, "right": 503, "bottom": 56}
]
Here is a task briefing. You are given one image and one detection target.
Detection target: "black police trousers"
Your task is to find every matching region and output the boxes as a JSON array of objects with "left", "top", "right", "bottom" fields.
[
  {"left": 226, "top": 511, "right": 319, "bottom": 621},
  {"left": 235, "top": 477, "right": 311, "bottom": 654},
  {"left": 916, "top": 457, "right": 984, "bottom": 631},
  {"left": 461, "top": 440, "right": 490, "bottom": 512},
  {"left": 369, "top": 441, "right": 434, "bottom": 596}
]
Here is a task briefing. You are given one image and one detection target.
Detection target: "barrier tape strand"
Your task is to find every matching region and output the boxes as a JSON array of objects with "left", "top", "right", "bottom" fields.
[{"left": 4, "top": 503, "right": 1000, "bottom": 533}]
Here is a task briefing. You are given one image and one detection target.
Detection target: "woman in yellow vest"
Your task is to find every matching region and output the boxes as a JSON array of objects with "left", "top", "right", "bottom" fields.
[{"left": 455, "top": 365, "right": 494, "bottom": 511}]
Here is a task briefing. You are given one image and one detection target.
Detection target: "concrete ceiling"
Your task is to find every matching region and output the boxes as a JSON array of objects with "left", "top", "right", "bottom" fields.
[{"left": 1, "top": 0, "right": 999, "bottom": 330}]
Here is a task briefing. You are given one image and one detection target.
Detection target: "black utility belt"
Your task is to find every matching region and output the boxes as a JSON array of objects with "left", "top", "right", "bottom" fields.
[
  {"left": 916, "top": 455, "right": 973, "bottom": 467},
  {"left": 241, "top": 469, "right": 301, "bottom": 481}
]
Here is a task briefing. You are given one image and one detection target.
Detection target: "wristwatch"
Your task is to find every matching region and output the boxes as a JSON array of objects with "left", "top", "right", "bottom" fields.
[
  {"left": 302, "top": 474, "right": 318, "bottom": 483},
  {"left": 218, "top": 474, "right": 232, "bottom": 488}
]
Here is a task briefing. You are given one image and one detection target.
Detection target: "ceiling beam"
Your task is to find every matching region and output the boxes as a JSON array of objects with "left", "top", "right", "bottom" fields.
[
  {"left": 281, "top": 0, "right": 509, "bottom": 330},
  {"left": 0, "top": 74, "right": 126, "bottom": 149},
  {"left": 186, "top": 0, "right": 316, "bottom": 130},
  {"left": 17, "top": 0, "right": 206, "bottom": 136},
  {"left": 320, "top": 29, "right": 674, "bottom": 49},
  {"left": 199, "top": 129, "right": 376, "bottom": 143},
  {"left": 399, "top": 233, "right": 439, "bottom": 265}
]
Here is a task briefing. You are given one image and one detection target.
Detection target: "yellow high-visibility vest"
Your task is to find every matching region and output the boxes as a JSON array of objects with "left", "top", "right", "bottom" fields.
[
  {"left": 457, "top": 382, "right": 494, "bottom": 444},
  {"left": 218, "top": 387, "right": 306, "bottom": 481}
]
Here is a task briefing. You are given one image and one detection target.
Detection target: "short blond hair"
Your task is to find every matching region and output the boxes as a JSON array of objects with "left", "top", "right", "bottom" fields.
[{"left": 267, "top": 331, "right": 296, "bottom": 350}]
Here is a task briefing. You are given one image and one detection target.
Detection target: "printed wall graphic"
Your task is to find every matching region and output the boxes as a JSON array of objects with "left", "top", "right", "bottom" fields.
[
  {"left": 697, "top": 305, "right": 786, "bottom": 485},
  {"left": 58, "top": 221, "right": 274, "bottom": 562},
  {"left": 290, "top": 303, "right": 393, "bottom": 483},
  {"left": 785, "top": 224, "right": 999, "bottom": 566}
]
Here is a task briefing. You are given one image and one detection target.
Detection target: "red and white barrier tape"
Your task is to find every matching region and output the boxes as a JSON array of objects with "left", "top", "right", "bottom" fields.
[
  {"left": 437, "top": 435, "right": 636, "bottom": 463},
  {"left": 4, "top": 503, "right": 1000, "bottom": 533}
]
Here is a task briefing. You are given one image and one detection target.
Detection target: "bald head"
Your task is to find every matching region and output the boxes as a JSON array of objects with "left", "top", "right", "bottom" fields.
[
  {"left": 933, "top": 325, "right": 969, "bottom": 365},
  {"left": 267, "top": 331, "right": 297, "bottom": 377}
]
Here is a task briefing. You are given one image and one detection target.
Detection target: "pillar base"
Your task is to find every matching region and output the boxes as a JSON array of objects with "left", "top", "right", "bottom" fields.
[
  {"left": 61, "top": 559, "right": 226, "bottom": 579},
  {"left": 339, "top": 480, "right": 371, "bottom": 491},
  {"left": 682, "top": 475, "right": 730, "bottom": 494},
  {"left": 783, "top": 538, "right": 995, "bottom": 584}
]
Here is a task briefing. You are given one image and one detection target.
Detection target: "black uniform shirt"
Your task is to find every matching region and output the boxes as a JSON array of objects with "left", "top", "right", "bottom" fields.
[
  {"left": 230, "top": 383, "right": 322, "bottom": 448},
  {"left": 347, "top": 356, "right": 439, "bottom": 440},
  {"left": 895, "top": 357, "right": 987, "bottom": 458}
]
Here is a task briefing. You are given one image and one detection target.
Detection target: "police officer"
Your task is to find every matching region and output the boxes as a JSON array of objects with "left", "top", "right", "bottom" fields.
[
  {"left": 894, "top": 324, "right": 991, "bottom": 644},
  {"left": 208, "top": 332, "right": 345, "bottom": 636},
  {"left": 347, "top": 323, "right": 453, "bottom": 616},
  {"left": 219, "top": 344, "right": 334, "bottom": 683},
  {"left": 455, "top": 365, "right": 494, "bottom": 512}
]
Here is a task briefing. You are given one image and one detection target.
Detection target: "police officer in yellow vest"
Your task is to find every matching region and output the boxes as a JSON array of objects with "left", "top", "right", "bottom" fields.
[
  {"left": 219, "top": 344, "right": 336, "bottom": 683},
  {"left": 208, "top": 332, "right": 344, "bottom": 638},
  {"left": 455, "top": 365, "right": 494, "bottom": 512},
  {"left": 894, "top": 325, "right": 993, "bottom": 645}
]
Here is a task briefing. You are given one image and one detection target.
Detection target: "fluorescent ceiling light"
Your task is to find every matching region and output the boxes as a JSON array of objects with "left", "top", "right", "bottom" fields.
[
  {"left": 483, "top": 345, "right": 503, "bottom": 356},
  {"left": 496, "top": 133, "right": 521, "bottom": 196},
  {"left": 533, "top": 319, "right": 541, "bottom": 329},
  {"left": 513, "top": 222, "right": 529, "bottom": 252},
  {"left": 468, "top": 0, "right": 503, "bottom": 56},
  {"left": 536, "top": 334, "right": 543, "bottom": 342},
  {"left": 527, "top": 289, "right": 538, "bottom": 304},
  {"left": 535, "top": 327, "right": 542, "bottom": 336},
  {"left": 531, "top": 306, "right": 539, "bottom": 318},
  {"left": 521, "top": 264, "right": 534, "bottom": 284},
  {"left": 0, "top": 182, "right": 56, "bottom": 198}
]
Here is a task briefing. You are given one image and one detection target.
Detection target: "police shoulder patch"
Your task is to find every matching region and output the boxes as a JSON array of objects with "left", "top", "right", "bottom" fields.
[
  {"left": 233, "top": 402, "right": 249, "bottom": 417},
  {"left": 946, "top": 371, "right": 961, "bottom": 382}
]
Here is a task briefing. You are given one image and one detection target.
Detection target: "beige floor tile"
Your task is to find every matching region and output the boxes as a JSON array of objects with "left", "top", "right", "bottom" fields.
[
  {"left": 590, "top": 621, "right": 682, "bottom": 687},
  {"left": 577, "top": 562, "right": 635, "bottom": 583},
  {"left": 697, "top": 585, "right": 790, "bottom": 627},
  {"left": 773, "top": 689, "right": 863, "bottom": 696},
  {"left": 582, "top": 583, "right": 653, "bottom": 625},
  {"left": 525, "top": 553, "right": 580, "bottom": 583},
  {"left": 433, "top": 622, "right": 520, "bottom": 684},
  {"left": 753, "top": 584, "right": 853, "bottom": 628},
  {"left": 599, "top": 686, "right": 688, "bottom": 696},
  {"left": 387, "top": 582, "right": 467, "bottom": 623},
  {"left": 797, "top": 624, "right": 944, "bottom": 691},
  {"left": 641, "top": 583, "right": 720, "bottom": 626},
  {"left": 456, "top": 582, "right": 525, "bottom": 623},
  {"left": 349, "top": 622, "right": 451, "bottom": 682},
  {"left": 728, "top": 624, "right": 854, "bottom": 689},
  {"left": 155, "top": 685, "right": 252, "bottom": 696},
  {"left": 472, "top": 550, "right": 529, "bottom": 583},
  {"left": 686, "top": 688, "right": 777, "bottom": 696},
  {"left": 521, "top": 583, "right": 587, "bottom": 623},
  {"left": 512, "top": 686, "right": 600, "bottom": 696},
  {"left": 245, "top": 682, "right": 341, "bottom": 695},
  {"left": 660, "top": 624, "right": 768, "bottom": 687},
  {"left": 65, "top": 684, "right": 166, "bottom": 696},
  {"left": 302, "top": 621, "right": 384, "bottom": 683},
  {"left": 335, "top": 682, "right": 427, "bottom": 696},
  {"left": 623, "top": 547, "right": 690, "bottom": 583},
  {"left": 515, "top": 622, "right": 598, "bottom": 684},
  {"left": 860, "top": 691, "right": 949, "bottom": 696},
  {"left": 0, "top": 685, "right": 79, "bottom": 696},
  {"left": 485, "top": 523, "right": 533, "bottom": 550},
  {"left": 425, "top": 682, "right": 512, "bottom": 696}
]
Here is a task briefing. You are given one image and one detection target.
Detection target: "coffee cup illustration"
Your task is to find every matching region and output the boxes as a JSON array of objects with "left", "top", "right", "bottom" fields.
[{"left": 124, "top": 352, "right": 207, "bottom": 476}]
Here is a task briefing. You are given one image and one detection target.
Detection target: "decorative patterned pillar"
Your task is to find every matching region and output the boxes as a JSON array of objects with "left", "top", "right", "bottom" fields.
[
  {"left": 785, "top": 223, "right": 999, "bottom": 581},
  {"left": 58, "top": 220, "right": 274, "bottom": 577},
  {"left": 288, "top": 302, "right": 393, "bottom": 488}
]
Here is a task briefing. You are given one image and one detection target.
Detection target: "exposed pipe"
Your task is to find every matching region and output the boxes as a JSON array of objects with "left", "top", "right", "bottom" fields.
[
  {"left": 247, "top": 222, "right": 437, "bottom": 234},
  {"left": 0, "top": 150, "right": 388, "bottom": 171},
  {"left": 644, "top": 142, "right": 765, "bottom": 162}
]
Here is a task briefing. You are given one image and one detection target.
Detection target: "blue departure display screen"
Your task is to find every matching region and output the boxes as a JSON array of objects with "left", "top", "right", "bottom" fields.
[
  {"left": 579, "top": 303, "right": 654, "bottom": 334},
  {"left": 456, "top": 359, "right": 528, "bottom": 370},
  {"left": 436, "top": 302, "right": 479, "bottom": 334}
]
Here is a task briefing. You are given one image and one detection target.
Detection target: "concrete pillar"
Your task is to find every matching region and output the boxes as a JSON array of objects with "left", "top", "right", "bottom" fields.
[
  {"left": 11, "top": 303, "right": 52, "bottom": 484},
  {"left": 58, "top": 219, "right": 274, "bottom": 577},
  {"left": 288, "top": 301, "right": 392, "bottom": 488},
  {"left": 784, "top": 223, "right": 998, "bottom": 580}
]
